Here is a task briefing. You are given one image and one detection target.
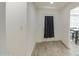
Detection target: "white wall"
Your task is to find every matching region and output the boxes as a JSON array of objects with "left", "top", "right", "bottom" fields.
[
  {"left": 6, "top": 2, "right": 36, "bottom": 56},
  {"left": 26, "top": 2, "right": 36, "bottom": 55},
  {"left": 35, "top": 8, "right": 62, "bottom": 42},
  {"left": 60, "top": 2, "right": 79, "bottom": 48},
  {"left": 6, "top": 2, "right": 27, "bottom": 55},
  {"left": 0, "top": 2, "right": 6, "bottom": 55}
]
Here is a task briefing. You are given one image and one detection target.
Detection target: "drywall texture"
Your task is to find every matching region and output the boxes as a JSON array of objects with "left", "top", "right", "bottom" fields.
[{"left": 0, "top": 2, "right": 6, "bottom": 55}]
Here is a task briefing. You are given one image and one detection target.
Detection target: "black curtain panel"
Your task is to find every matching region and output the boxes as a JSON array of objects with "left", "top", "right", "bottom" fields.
[{"left": 44, "top": 16, "right": 54, "bottom": 38}]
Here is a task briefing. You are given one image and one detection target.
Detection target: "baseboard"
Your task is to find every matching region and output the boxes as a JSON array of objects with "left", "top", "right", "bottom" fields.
[
  {"left": 59, "top": 40, "right": 69, "bottom": 49},
  {"left": 31, "top": 43, "right": 36, "bottom": 56}
]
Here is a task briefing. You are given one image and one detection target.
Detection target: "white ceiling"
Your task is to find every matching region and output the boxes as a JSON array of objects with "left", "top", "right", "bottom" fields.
[{"left": 34, "top": 2, "right": 70, "bottom": 10}]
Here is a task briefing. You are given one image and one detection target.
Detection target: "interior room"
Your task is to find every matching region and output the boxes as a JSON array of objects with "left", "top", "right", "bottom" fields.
[
  {"left": 70, "top": 6, "right": 79, "bottom": 55},
  {"left": 0, "top": 2, "right": 79, "bottom": 56}
]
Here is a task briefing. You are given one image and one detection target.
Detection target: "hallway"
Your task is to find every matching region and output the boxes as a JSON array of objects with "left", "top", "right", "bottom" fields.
[{"left": 0, "top": 2, "right": 79, "bottom": 56}]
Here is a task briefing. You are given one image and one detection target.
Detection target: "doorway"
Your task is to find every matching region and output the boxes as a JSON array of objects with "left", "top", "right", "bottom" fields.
[{"left": 70, "top": 6, "right": 79, "bottom": 55}]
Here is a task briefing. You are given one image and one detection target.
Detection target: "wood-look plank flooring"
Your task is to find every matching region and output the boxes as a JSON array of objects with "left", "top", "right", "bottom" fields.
[{"left": 32, "top": 41, "right": 72, "bottom": 56}]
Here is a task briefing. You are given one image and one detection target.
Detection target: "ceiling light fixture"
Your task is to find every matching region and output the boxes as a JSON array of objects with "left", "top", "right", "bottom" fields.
[{"left": 50, "top": 2, "right": 54, "bottom": 4}]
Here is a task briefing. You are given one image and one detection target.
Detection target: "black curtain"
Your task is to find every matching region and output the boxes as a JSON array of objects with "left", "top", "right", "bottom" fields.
[{"left": 44, "top": 16, "right": 54, "bottom": 38}]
